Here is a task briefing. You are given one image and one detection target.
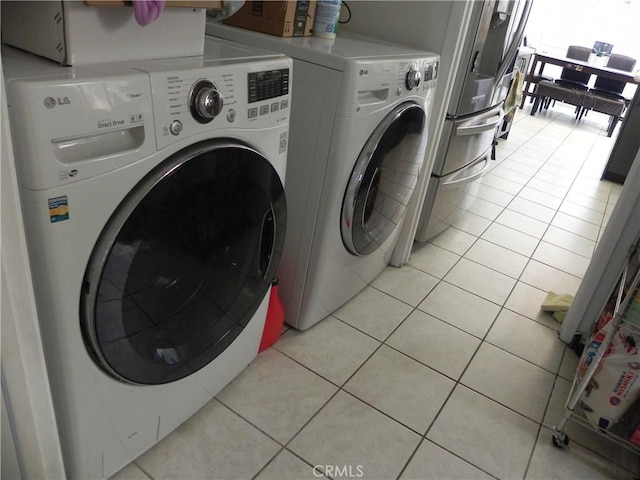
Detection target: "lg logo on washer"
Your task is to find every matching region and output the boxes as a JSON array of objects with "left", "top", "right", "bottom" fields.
[{"left": 43, "top": 96, "right": 71, "bottom": 109}]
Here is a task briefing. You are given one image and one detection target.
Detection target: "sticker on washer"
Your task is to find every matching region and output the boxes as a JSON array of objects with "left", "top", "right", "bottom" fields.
[
  {"left": 48, "top": 196, "right": 69, "bottom": 223},
  {"left": 279, "top": 132, "right": 288, "bottom": 154}
]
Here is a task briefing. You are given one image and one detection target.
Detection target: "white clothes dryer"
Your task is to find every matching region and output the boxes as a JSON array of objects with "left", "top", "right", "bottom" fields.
[
  {"left": 3, "top": 37, "right": 291, "bottom": 479},
  {"left": 206, "top": 23, "right": 439, "bottom": 330}
]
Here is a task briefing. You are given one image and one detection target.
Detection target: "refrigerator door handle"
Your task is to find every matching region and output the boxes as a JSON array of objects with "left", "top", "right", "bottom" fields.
[
  {"left": 455, "top": 109, "right": 504, "bottom": 136},
  {"left": 441, "top": 152, "right": 491, "bottom": 189},
  {"left": 494, "top": 0, "right": 532, "bottom": 85},
  {"left": 471, "top": 50, "right": 481, "bottom": 73}
]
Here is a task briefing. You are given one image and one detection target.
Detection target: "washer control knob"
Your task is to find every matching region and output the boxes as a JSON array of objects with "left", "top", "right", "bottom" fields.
[
  {"left": 169, "top": 120, "right": 183, "bottom": 135},
  {"left": 405, "top": 68, "right": 422, "bottom": 90},
  {"left": 190, "top": 80, "right": 224, "bottom": 123}
]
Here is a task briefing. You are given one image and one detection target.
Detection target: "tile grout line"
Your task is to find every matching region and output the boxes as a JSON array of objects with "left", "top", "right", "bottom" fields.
[{"left": 253, "top": 107, "right": 620, "bottom": 479}]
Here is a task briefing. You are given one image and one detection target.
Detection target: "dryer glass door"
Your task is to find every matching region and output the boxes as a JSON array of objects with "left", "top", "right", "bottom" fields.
[
  {"left": 341, "top": 102, "right": 427, "bottom": 256},
  {"left": 81, "top": 141, "right": 286, "bottom": 385}
]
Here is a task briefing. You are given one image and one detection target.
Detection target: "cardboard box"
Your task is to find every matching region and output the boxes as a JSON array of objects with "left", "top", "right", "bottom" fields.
[
  {"left": 1, "top": 1, "right": 208, "bottom": 66},
  {"left": 223, "top": 1, "right": 316, "bottom": 37}
]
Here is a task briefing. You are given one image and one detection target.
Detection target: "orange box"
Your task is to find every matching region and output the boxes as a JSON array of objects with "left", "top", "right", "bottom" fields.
[{"left": 223, "top": 1, "right": 316, "bottom": 37}]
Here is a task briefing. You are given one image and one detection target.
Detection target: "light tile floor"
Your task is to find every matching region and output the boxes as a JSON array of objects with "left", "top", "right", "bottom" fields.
[{"left": 112, "top": 104, "right": 638, "bottom": 479}]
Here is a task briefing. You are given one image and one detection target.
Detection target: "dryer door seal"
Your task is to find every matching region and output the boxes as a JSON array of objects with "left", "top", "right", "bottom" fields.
[
  {"left": 341, "top": 102, "right": 427, "bottom": 256},
  {"left": 80, "top": 140, "right": 286, "bottom": 385}
]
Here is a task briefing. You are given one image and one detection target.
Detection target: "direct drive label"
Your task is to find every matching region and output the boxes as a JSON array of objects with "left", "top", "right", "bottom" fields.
[{"left": 48, "top": 196, "right": 69, "bottom": 223}]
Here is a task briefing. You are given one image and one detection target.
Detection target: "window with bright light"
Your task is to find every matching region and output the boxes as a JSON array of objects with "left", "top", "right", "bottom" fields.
[{"left": 525, "top": 0, "right": 640, "bottom": 62}]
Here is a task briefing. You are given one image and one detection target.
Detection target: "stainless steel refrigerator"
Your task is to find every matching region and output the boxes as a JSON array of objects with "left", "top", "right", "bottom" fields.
[{"left": 415, "top": 0, "right": 532, "bottom": 241}]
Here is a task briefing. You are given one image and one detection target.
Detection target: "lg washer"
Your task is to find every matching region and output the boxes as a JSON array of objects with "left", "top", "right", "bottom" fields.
[
  {"left": 3, "top": 37, "right": 291, "bottom": 479},
  {"left": 206, "top": 22, "right": 439, "bottom": 330}
]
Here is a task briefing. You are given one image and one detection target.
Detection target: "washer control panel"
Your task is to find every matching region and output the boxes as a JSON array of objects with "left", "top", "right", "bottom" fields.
[
  {"left": 248, "top": 69, "right": 290, "bottom": 103},
  {"left": 144, "top": 58, "right": 292, "bottom": 149},
  {"left": 4, "top": 69, "right": 156, "bottom": 190},
  {"left": 190, "top": 79, "right": 224, "bottom": 123},
  {"left": 405, "top": 67, "right": 422, "bottom": 90}
]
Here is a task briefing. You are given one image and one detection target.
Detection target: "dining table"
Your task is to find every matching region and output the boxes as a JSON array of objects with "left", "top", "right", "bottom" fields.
[{"left": 519, "top": 52, "right": 640, "bottom": 109}]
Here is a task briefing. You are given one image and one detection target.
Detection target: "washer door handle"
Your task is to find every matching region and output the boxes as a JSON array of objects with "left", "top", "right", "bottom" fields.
[{"left": 259, "top": 207, "right": 275, "bottom": 277}]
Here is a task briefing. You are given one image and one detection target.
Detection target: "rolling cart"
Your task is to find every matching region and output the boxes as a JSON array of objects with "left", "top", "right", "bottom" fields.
[{"left": 552, "top": 236, "right": 640, "bottom": 455}]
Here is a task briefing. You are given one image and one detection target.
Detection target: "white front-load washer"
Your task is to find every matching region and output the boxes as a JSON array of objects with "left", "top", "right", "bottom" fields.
[
  {"left": 3, "top": 37, "right": 291, "bottom": 479},
  {"left": 206, "top": 23, "right": 439, "bottom": 330}
]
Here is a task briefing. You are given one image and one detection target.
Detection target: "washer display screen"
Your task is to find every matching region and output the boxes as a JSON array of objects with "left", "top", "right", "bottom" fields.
[{"left": 248, "top": 68, "right": 290, "bottom": 103}]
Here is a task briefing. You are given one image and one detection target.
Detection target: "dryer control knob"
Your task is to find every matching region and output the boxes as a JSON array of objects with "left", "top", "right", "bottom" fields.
[
  {"left": 190, "top": 80, "right": 224, "bottom": 123},
  {"left": 405, "top": 68, "right": 422, "bottom": 90}
]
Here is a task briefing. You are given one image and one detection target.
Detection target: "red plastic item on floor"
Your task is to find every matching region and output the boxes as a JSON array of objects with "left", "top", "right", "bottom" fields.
[{"left": 259, "top": 278, "right": 285, "bottom": 352}]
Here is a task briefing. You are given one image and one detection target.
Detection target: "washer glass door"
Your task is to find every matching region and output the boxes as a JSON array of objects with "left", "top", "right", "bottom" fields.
[
  {"left": 81, "top": 140, "right": 286, "bottom": 385},
  {"left": 342, "top": 102, "right": 427, "bottom": 256}
]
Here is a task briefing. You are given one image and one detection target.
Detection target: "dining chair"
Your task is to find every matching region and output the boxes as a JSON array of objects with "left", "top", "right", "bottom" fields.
[
  {"left": 526, "top": 71, "right": 555, "bottom": 105},
  {"left": 579, "top": 54, "right": 637, "bottom": 136},
  {"left": 590, "top": 54, "right": 637, "bottom": 100},
  {"left": 530, "top": 46, "right": 592, "bottom": 117},
  {"left": 554, "top": 46, "right": 593, "bottom": 90}
]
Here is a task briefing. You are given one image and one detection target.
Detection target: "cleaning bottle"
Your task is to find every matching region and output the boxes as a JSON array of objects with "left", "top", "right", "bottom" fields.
[{"left": 313, "top": 0, "right": 342, "bottom": 39}]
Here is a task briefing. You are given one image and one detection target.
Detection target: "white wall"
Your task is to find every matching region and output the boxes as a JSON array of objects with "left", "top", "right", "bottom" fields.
[
  {"left": 343, "top": 1, "right": 454, "bottom": 53},
  {"left": 1, "top": 60, "right": 65, "bottom": 479},
  {"left": 559, "top": 147, "right": 640, "bottom": 343}
]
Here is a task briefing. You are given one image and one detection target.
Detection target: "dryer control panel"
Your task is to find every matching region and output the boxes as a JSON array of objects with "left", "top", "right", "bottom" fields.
[{"left": 338, "top": 55, "right": 440, "bottom": 117}]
